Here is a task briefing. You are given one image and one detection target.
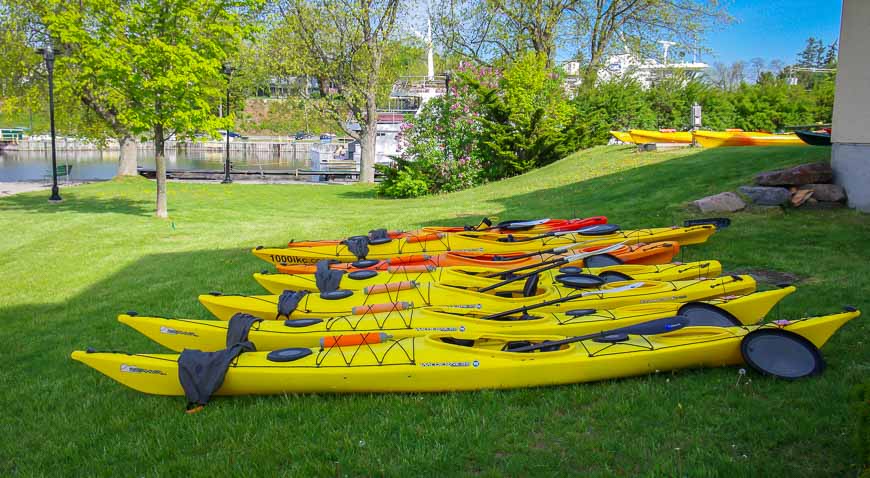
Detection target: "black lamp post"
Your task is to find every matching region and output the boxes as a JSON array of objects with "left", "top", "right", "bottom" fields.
[
  {"left": 41, "top": 45, "right": 62, "bottom": 202},
  {"left": 221, "top": 64, "right": 234, "bottom": 184}
]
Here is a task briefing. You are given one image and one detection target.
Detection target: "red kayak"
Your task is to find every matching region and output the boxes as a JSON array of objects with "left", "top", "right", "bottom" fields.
[{"left": 286, "top": 216, "right": 609, "bottom": 247}]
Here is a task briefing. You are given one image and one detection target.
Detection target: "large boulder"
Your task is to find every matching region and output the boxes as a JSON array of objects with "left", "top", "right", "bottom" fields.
[
  {"left": 798, "top": 183, "right": 846, "bottom": 202},
  {"left": 738, "top": 186, "right": 791, "bottom": 206},
  {"left": 690, "top": 192, "right": 746, "bottom": 214},
  {"left": 755, "top": 162, "right": 833, "bottom": 186}
]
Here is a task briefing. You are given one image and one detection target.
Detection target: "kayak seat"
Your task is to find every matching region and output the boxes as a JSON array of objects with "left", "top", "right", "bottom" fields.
[
  {"left": 495, "top": 291, "right": 516, "bottom": 298},
  {"left": 555, "top": 274, "right": 605, "bottom": 289},
  {"left": 441, "top": 337, "right": 475, "bottom": 347},
  {"left": 584, "top": 253, "right": 624, "bottom": 268},
  {"left": 677, "top": 302, "right": 741, "bottom": 326},
  {"left": 523, "top": 274, "right": 540, "bottom": 297},
  {"left": 598, "top": 271, "right": 634, "bottom": 283}
]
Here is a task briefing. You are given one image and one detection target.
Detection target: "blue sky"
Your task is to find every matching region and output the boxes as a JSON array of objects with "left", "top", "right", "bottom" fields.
[{"left": 703, "top": 0, "right": 843, "bottom": 65}]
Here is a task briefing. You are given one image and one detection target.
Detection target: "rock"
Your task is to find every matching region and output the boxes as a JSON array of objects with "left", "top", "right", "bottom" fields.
[
  {"left": 798, "top": 183, "right": 846, "bottom": 202},
  {"left": 690, "top": 192, "right": 746, "bottom": 213},
  {"left": 755, "top": 162, "right": 833, "bottom": 186},
  {"left": 738, "top": 186, "right": 791, "bottom": 206}
]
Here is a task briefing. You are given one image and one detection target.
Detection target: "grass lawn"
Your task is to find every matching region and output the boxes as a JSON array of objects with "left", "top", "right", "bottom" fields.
[{"left": 1, "top": 145, "right": 868, "bottom": 476}]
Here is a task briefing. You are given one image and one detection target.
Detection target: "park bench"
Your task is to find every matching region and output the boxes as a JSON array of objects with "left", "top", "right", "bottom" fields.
[{"left": 44, "top": 164, "right": 73, "bottom": 184}]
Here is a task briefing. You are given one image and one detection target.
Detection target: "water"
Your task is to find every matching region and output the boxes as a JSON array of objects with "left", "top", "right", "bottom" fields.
[{"left": 0, "top": 148, "right": 312, "bottom": 181}]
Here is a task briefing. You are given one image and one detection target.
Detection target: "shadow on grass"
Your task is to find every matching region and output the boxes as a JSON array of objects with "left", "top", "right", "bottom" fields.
[
  {"left": 0, "top": 188, "right": 152, "bottom": 216},
  {"left": 409, "top": 146, "right": 832, "bottom": 228}
]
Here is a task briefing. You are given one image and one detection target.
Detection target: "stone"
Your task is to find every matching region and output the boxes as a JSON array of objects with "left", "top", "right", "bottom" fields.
[
  {"left": 738, "top": 186, "right": 791, "bottom": 206},
  {"left": 690, "top": 192, "right": 746, "bottom": 214},
  {"left": 755, "top": 162, "right": 833, "bottom": 186},
  {"left": 798, "top": 183, "right": 846, "bottom": 202}
]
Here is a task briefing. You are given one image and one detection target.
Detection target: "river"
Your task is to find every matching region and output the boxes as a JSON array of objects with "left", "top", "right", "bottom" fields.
[{"left": 0, "top": 148, "right": 312, "bottom": 181}]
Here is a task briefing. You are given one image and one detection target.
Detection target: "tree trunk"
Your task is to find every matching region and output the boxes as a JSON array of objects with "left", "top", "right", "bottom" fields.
[
  {"left": 358, "top": 94, "right": 378, "bottom": 183},
  {"left": 154, "top": 123, "right": 168, "bottom": 218},
  {"left": 117, "top": 135, "right": 138, "bottom": 176}
]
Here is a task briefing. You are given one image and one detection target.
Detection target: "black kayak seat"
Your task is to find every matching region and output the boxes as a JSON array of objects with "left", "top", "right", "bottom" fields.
[
  {"left": 555, "top": 274, "right": 605, "bottom": 289},
  {"left": 584, "top": 253, "right": 624, "bottom": 268}
]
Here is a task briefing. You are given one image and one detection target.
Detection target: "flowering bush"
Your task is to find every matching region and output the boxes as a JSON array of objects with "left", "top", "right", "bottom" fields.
[{"left": 377, "top": 71, "right": 485, "bottom": 197}]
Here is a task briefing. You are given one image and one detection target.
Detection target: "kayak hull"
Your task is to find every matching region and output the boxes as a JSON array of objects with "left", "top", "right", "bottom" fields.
[
  {"left": 629, "top": 130, "right": 693, "bottom": 144},
  {"left": 73, "top": 309, "right": 857, "bottom": 396},
  {"left": 795, "top": 130, "right": 832, "bottom": 146},
  {"left": 610, "top": 131, "right": 634, "bottom": 143},
  {"left": 122, "top": 287, "right": 795, "bottom": 352},
  {"left": 255, "top": 260, "right": 723, "bottom": 294},
  {"left": 274, "top": 242, "right": 680, "bottom": 274},
  {"left": 253, "top": 225, "right": 717, "bottom": 266},
  {"left": 693, "top": 131, "right": 806, "bottom": 147},
  {"left": 198, "top": 276, "right": 757, "bottom": 321}
]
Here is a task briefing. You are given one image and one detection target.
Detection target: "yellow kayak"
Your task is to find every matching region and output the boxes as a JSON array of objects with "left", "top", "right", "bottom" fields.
[
  {"left": 693, "top": 131, "right": 806, "bottom": 147},
  {"left": 121, "top": 287, "right": 795, "bottom": 352},
  {"left": 253, "top": 260, "right": 723, "bottom": 294},
  {"left": 610, "top": 131, "right": 634, "bottom": 143},
  {"left": 629, "top": 130, "right": 694, "bottom": 144},
  {"left": 253, "top": 224, "right": 718, "bottom": 266},
  {"left": 198, "top": 275, "right": 757, "bottom": 320},
  {"left": 72, "top": 308, "right": 858, "bottom": 396}
]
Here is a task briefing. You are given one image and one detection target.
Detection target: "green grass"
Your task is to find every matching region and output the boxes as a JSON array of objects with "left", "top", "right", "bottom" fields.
[{"left": 1, "top": 145, "right": 868, "bottom": 476}]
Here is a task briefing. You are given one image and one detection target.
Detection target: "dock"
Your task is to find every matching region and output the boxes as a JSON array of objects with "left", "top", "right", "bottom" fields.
[{"left": 136, "top": 167, "right": 381, "bottom": 182}]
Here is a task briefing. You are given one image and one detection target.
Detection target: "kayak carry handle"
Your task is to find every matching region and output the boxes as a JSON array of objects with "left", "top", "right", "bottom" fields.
[
  {"left": 351, "top": 302, "right": 412, "bottom": 315},
  {"left": 363, "top": 281, "right": 418, "bottom": 295}
]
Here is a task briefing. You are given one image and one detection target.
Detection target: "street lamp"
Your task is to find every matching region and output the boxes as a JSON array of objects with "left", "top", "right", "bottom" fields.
[
  {"left": 39, "top": 45, "right": 62, "bottom": 202},
  {"left": 221, "top": 63, "right": 235, "bottom": 184}
]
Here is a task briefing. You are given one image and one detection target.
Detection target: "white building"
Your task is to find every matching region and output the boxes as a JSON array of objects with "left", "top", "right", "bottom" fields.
[{"left": 562, "top": 45, "right": 708, "bottom": 89}]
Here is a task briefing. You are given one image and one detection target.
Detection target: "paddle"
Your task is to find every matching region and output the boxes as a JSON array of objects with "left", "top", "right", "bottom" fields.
[
  {"left": 509, "top": 316, "right": 690, "bottom": 353},
  {"left": 480, "top": 281, "right": 646, "bottom": 321},
  {"left": 495, "top": 225, "right": 620, "bottom": 243},
  {"left": 484, "top": 240, "right": 622, "bottom": 277},
  {"left": 476, "top": 243, "right": 625, "bottom": 293}
]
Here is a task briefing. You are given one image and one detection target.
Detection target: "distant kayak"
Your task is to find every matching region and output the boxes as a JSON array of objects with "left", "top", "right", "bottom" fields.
[
  {"left": 628, "top": 129, "right": 693, "bottom": 144},
  {"left": 795, "top": 130, "right": 832, "bottom": 146},
  {"left": 610, "top": 131, "right": 634, "bottom": 143},
  {"left": 693, "top": 131, "right": 806, "bottom": 147}
]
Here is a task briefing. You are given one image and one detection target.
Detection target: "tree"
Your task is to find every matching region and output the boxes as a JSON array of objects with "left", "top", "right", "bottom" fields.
[
  {"left": 750, "top": 57, "right": 765, "bottom": 83},
  {"left": 433, "top": 0, "right": 573, "bottom": 66},
  {"left": 274, "top": 0, "right": 403, "bottom": 183},
  {"left": 37, "top": 0, "right": 261, "bottom": 217}
]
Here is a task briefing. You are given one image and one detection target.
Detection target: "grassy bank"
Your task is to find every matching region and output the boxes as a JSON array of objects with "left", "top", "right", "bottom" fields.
[{"left": 1, "top": 145, "right": 867, "bottom": 476}]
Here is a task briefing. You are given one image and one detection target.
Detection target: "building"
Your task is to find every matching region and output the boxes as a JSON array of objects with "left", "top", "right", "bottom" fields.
[
  {"left": 831, "top": 0, "right": 870, "bottom": 212},
  {"left": 562, "top": 45, "right": 708, "bottom": 89}
]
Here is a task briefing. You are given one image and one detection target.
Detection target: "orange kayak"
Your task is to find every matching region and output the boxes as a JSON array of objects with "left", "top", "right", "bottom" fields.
[
  {"left": 286, "top": 216, "right": 608, "bottom": 247},
  {"left": 275, "top": 242, "right": 679, "bottom": 274}
]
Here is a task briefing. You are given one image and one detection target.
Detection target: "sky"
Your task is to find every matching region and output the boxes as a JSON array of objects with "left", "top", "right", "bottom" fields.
[{"left": 702, "top": 0, "right": 843, "bottom": 65}]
